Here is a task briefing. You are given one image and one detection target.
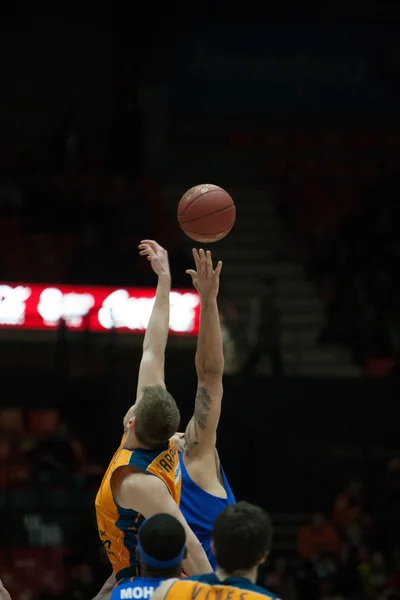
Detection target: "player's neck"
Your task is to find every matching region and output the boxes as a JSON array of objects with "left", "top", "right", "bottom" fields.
[
  {"left": 215, "top": 566, "right": 258, "bottom": 584},
  {"left": 124, "top": 430, "right": 151, "bottom": 450},
  {"left": 123, "top": 430, "right": 139, "bottom": 450}
]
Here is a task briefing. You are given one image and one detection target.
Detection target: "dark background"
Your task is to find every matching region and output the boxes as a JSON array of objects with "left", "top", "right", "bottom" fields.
[{"left": 0, "top": 1, "right": 400, "bottom": 599}]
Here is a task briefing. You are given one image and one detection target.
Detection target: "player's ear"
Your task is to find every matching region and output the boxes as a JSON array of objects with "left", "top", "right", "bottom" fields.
[
  {"left": 136, "top": 547, "right": 140, "bottom": 561},
  {"left": 210, "top": 541, "right": 215, "bottom": 556},
  {"left": 124, "top": 405, "right": 136, "bottom": 430},
  {"left": 183, "top": 547, "right": 188, "bottom": 560},
  {"left": 126, "top": 415, "right": 136, "bottom": 431}
]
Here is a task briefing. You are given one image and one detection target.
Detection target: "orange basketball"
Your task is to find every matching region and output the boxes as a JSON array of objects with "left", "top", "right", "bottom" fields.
[{"left": 178, "top": 184, "right": 236, "bottom": 243}]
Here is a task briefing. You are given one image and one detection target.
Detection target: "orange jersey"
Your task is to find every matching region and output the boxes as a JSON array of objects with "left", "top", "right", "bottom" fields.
[
  {"left": 164, "top": 576, "right": 279, "bottom": 600},
  {"left": 95, "top": 435, "right": 181, "bottom": 576}
]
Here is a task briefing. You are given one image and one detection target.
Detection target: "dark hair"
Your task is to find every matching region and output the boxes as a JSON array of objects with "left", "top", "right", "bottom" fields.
[
  {"left": 139, "top": 513, "right": 185, "bottom": 563},
  {"left": 212, "top": 501, "right": 273, "bottom": 573},
  {"left": 135, "top": 385, "right": 180, "bottom": 448}
]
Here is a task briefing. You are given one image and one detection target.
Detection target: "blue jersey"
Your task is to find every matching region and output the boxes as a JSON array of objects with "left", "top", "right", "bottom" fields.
[
  {"left": 111, "top": 577, "right": 165, "bottom": 600},
  {"left": 166, "top": 573, "right": 279, "bottom": 599},
  {"left": 179, "top": 453, "right": 236, "bottom": 570}
]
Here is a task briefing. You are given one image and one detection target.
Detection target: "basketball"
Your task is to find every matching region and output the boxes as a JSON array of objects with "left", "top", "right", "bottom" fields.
[{"left": 178, "top": 184, "right": 236, "bottom": 243}]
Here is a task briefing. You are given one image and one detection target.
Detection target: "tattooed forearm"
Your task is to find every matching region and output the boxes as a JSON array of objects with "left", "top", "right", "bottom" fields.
[{"left": 185, "top": 386, "right": 212, "bottom": 455}]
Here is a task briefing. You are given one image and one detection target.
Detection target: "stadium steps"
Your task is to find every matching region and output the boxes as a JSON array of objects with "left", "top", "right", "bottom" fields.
[{"left": 161, "top": 185, "right": 361, "bottom": 378}]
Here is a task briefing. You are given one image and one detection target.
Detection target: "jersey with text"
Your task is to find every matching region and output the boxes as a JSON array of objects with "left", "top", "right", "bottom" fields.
[
  {"left": 95, "top": 436, "right": 181, "bottom": 575},
  {"left": 165, "top": 573, "right": 279, "bottom": 600},
  {"left": 111, "top": 576, "right": 165, "bottom": 600}
]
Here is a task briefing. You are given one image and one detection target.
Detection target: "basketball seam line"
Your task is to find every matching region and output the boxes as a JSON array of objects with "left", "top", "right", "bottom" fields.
[
  {"left": 179, "top": 205, "right": 235, "bottom": 225},
  {"left": 182, "top": 225, "right": 233, "bottom": 236},
  {"left": 178, "top": 188, "right": 220, "bottom": 219}
]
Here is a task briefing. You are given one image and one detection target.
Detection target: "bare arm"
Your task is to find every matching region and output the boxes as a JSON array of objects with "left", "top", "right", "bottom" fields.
[
  {"left": 0, "top": 579, "right": 11, "bottom": 600},
  {"left": 120, "top": 473, "right": 213, "bottom": 575},
  {"left": 185, "top": 249, "right": 224, "bottom": 457},
  {"left": 136, "top": 240, "right": 171, "bottom": 402},
  {"left": 91, "top": 573, "right": 115, "bottom": 600},
  {"left": 151, "top": 579, "right": 179, "bottom": 600}
]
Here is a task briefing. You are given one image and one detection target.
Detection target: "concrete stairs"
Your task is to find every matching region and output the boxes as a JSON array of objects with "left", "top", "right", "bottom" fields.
[{"left": 162, "top": 185, "right": 361, "bottom": 377}]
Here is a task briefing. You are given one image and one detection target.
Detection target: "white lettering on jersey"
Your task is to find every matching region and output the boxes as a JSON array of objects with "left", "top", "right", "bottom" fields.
[
  {"left": 174, "top": 461, "right": 181, "bottom": 484},
  {"left": 120, "top": 586, "right": 155, "bottom": 599}
]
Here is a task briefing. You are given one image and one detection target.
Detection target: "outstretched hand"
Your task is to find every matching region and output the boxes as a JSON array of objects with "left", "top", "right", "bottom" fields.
[
  {"left": 186, "top": 248, "right": 222, "bottom": 298},
  {"left": 138, "top": 240, "right": 170, "bottom": 278}
]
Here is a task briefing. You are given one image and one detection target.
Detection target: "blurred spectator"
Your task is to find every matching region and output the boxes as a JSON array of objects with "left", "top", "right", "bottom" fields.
[
  {"left": 386, "top": 550, "right": 400, "bottom": 598},
  {"left": 370, "top": 551, "right": 387, "bottom": 595},
  {"left": 297, "top": 513, "right": 341, "bottom": 562},
  {"left": 332, "top": 542, "right": 363, "bottom": 600},
  {"left": 303, "top": 160, "right": 400, "bottom": 375},
  {"left": 243, "top": 278, "right": 284, "bottom": 376},
  {"left": 23, "top": 421, "right": 103, "bottom": 502},
  {"left": 317, "top": 577, "right": 343, "bottom": 600},
  {"left": 360, "top": 515, "right": 382, "bottom": 552},
  {"left": 266, "top": 557, "right": 298, "bottom": 600},
  {"left": 358, "top": 546, "right": 376, "bottom": 600},
  {"left": 333, "top": 481, "right": 364, "bottom": 534},
  {"left": 26, "top": 421, "right": 81, "bottom": 486}
]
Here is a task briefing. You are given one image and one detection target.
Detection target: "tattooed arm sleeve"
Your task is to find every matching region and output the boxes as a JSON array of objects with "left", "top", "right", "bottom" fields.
[{"left": 185, "top": 294, "right": 224, "bottom": 457}]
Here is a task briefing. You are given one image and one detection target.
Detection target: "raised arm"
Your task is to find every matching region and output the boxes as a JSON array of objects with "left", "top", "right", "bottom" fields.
[
  {"left": 136, "top": 240, "right": 171, "bottom": 403},
  {"left": 120, "top": 473, "right": 213, "bottom": 575},
  {"left": 91, "top": 573, "right": 115, "bottom": 600},
  {"left": 184, "top": 249, "right": 224, "bottom": 457},
  {"left": 0, "top": 579, "right": 12, "bottom": 600},
  {"left": 151, "top": 579, "right": 178, "bottom": 600}
]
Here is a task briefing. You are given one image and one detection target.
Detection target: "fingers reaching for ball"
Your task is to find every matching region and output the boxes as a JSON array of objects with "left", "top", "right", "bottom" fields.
[
  {"left": 138, "top": 240, "right": 170, "bottom": 277},
  {"left": 186, "top": 248, "right": 222, "bottom": 298}
]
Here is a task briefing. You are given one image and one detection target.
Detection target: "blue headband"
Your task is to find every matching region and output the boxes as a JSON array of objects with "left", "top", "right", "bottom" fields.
[{"left": 137, "top": 538, "right": 186, "bottom": 569}]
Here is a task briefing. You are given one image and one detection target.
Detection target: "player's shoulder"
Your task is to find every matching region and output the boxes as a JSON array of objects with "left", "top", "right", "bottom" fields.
[
  {"left": 119, "top": 469, "right": 162, "bottom": 493},
  {"left": 249, "top": 583, "right": 280, "bottom": 599},
  {"left": 185, "top": 573, "right": 220, "bottom": 584},
  {"left": 181, "top": 576, "right": 279, "bottom": 599},
  {"left": 150, "top": 578, "right": 179, "bottom": 600}
]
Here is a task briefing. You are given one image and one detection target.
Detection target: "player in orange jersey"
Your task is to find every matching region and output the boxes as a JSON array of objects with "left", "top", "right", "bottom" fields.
[
  {"left": 151, "top": 502, "right": 279, "bottom": 600},
  {"left": 95, "top": 240, "right": 212, "bottom": 583}
]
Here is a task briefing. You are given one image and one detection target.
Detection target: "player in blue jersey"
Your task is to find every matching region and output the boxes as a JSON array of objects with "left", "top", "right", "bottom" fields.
[
  {"left": 173, "top": 248, "right": 236, "bottom": 569},
  {"left": 151, "top": 501, "right": 279, "bottom": 600},
  {"left": 93, "top": 513, "right": 186, "bottom": 600}
]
